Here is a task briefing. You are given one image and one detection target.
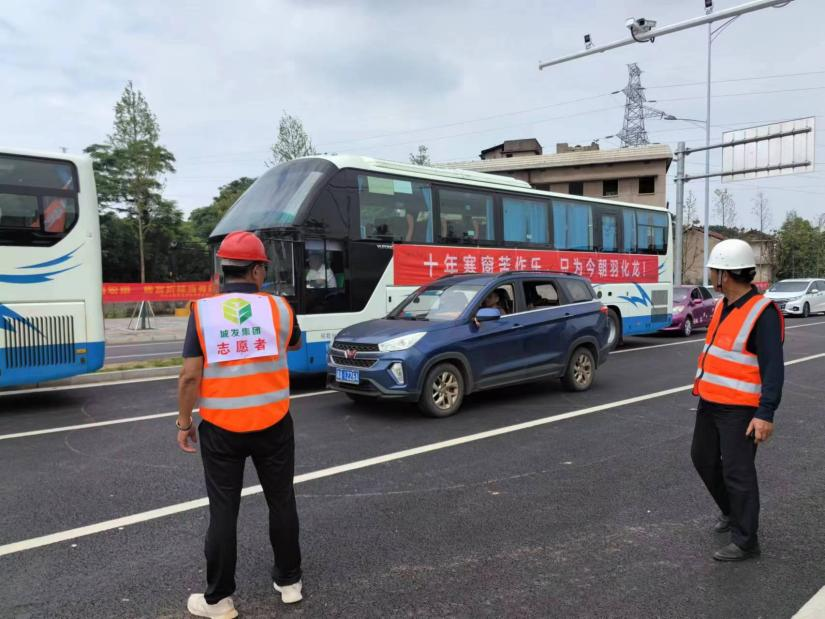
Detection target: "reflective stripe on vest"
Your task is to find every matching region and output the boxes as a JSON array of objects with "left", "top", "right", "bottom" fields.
[
  {"left": 193, "top": 293, "right": 294, "bottom": 433},
  {"left": 693, "top": 293, "right": 781, "bottom": 408}
]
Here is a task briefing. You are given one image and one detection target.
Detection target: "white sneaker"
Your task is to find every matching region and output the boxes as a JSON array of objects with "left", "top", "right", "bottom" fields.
[
  {"left": 273, "top": 580, "right": 303, "bottom": 604},
  {"left": 187, "top": 593, "right": 238, "bottom": 619}
]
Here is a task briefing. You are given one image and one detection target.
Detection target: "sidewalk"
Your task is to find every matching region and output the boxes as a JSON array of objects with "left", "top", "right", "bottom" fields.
[{"left": 105, "top": 316, "right": 189, "bottom": 345}]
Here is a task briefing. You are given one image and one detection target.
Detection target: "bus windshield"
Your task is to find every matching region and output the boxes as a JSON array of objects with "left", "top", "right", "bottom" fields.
[
  {"left": 390, "top": 282, "right": 485, "bottom": 322},
  {"left": 211, "top": 158, "right": 335, "bottom": 237}
]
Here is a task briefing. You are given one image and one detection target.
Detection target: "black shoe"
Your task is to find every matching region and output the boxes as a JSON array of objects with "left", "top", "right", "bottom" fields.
[
  {"left": 714, "top": 514, "right": 731, "bottom": 533},
  {"left": 713, "top": 542, "right": 761, "bottom": 562}
]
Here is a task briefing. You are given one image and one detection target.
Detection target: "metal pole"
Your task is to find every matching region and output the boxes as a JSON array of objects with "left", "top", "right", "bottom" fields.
[
  {"left": 674, "top": 142, "right": 686, "bottom": 286},
  {"left": 702, "top": 21, "right": 712, "bottom": 287}
]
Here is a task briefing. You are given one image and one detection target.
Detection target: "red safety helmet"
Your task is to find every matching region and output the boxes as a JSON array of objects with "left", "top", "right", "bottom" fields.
[{"left": 216, "top": 231, "right": 270, "bottom": 263}]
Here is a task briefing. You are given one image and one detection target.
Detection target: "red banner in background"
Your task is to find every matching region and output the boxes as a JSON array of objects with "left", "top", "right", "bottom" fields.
[
  {"left": 103, "top": 281, "right": 213, "bottom": 303},
  {"left": 393, "top": 245, "right": 660, "bottom": 287}
]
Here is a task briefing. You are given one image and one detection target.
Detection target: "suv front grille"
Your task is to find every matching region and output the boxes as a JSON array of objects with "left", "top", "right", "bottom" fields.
[
  {"left": 331, "top": 356, "right": 377, "bottom": 369},
  {"left": 332, "top": 341, "right": 379, "bottom": 352}
]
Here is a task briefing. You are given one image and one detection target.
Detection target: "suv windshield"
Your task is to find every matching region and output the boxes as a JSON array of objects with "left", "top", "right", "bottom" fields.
[
  {"left": 769, "top": 281, "right": 809, "bottom": 293},
  {"left": 211, "top": 158, "right": 335, "bottom": 237},
  {"left": 390, "top": 282, "right": 484, "bottom": 321}
]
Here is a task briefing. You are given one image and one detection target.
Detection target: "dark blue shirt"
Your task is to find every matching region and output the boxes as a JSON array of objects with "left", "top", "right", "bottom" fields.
[
  {"left": 711, "top": 287, "right": 784, "bottom": 421},
  {"left": 182, "top": 282, "right": 301, "bottom": 358}
]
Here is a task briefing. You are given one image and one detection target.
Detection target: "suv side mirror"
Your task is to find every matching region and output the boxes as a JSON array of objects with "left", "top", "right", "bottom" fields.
[{"left": 476, "top": 308, "right": 501, "bottom": 322}]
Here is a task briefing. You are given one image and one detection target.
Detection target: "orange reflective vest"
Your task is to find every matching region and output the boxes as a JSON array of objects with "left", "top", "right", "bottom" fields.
[
  {"left": 192, "top": 292, "right": 294, "bottom": 433},
  {"left": 693, "top": 294, "right": 784, "bottom": 408}
]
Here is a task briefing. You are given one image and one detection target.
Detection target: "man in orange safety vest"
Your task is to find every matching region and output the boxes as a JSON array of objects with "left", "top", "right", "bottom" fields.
[{"left": 691, "top": 239, "right": 784, "bottom": 562}]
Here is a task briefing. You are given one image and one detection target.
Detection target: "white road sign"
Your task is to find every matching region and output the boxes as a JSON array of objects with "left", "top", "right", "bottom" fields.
[{"left": 721, "top": 116, "right": 815, "bottom": 182}]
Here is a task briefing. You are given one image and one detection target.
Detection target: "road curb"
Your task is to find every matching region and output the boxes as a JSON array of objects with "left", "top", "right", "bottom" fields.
[
  {"left": 106, "top": 335, "right": 185, "bottom": 345},
  {"left": 21, "top": 365, "right": 181, "bottom": 389}
]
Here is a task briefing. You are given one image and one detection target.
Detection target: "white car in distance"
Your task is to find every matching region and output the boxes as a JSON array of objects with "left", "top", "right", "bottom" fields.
[{"left": 764, "top": 279, "right": 825, "bottom": 317}]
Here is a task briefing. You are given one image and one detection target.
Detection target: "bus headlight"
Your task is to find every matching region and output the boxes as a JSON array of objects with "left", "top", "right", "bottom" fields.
[
  {"left": 389, "top": 362, "right": 405, "bottom": 385},
  {"left": 378, "top": 332, "right": 426, "bottom": 352}
]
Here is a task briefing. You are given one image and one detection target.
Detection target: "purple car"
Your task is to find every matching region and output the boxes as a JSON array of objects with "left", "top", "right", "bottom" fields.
[{"left": 661, "top": 285, "right": 718, "bottom": 337}]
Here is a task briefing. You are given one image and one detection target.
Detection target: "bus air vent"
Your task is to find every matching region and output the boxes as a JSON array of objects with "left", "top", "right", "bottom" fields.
[{"left": 2, "top": 316, "right": 76, "bottom": 369}]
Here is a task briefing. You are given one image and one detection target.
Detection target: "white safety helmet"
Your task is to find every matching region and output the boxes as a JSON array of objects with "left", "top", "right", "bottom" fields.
[{"left": 706, "top": 239, "right": 756, "bottom": 271}]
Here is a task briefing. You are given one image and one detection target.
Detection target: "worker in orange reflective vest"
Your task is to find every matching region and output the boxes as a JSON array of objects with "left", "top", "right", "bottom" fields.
[
  {"left": 176, "top": 231, "right": 303, "bottom": 618},
  {"left": 691, "top": 239, "right": 784, "bottom": 562}
]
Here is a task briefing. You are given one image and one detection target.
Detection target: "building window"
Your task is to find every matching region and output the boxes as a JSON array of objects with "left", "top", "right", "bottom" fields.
[
  {"left": 603, "top": 179, "right": 619, "bottom": 197},
  {"left": 568, "top": 181, "right": 583, "bottom": 196},
  {"left": 638, "top": 176, "right": 655, "bottom": 194}
]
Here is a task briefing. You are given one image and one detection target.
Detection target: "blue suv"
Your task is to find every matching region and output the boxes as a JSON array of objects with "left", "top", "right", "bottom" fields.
[{"left": 326, "top": 271, "right": 611, "bottom": 417}]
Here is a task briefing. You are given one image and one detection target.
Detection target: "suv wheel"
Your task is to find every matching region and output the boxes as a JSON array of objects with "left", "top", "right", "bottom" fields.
[
  {"left": 418, "top": 362, "right": 464, "bottom": 418},
  {"left": 561, "top": 347, "right": 596, "bottom": 392},
  {"left": 606, "top": 308, "right": 621, "bottom": 351}
]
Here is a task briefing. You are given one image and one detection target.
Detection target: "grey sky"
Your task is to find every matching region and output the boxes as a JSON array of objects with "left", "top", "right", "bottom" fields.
[{"left": 2, "top": 0, "right": 823, "bottom": 229}]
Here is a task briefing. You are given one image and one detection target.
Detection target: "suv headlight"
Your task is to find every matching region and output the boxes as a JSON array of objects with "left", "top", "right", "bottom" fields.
[{"left": 378, "top": 332, "right": 426, "bottom": 352}]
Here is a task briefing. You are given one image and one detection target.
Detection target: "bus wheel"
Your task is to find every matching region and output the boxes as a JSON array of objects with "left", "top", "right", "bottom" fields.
[
  {"left": 606, "top": 309, "right": 621, "bottom": 351},
  {"left": 418, "top": 363, "right": 464, "bottom": 418}
]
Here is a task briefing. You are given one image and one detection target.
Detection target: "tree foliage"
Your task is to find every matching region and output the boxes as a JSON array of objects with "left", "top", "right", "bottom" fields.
[
  {"left": 713, "top": 188, "right": 737, "bottom": 229},
  {"left": 409, "top": 145, "right": 431, "bottom": 166},
  {"left": 776, "top": 211, "right": 821, "bottom": 279},
  {"left": 188, "top": 177, "right": 256, "bottom": 242},
  {"left": 269, "top": 112, "right": 317, "bottom": 165},
  {"left": 85, "top": 81, "right": 176, "bottom": 282}
]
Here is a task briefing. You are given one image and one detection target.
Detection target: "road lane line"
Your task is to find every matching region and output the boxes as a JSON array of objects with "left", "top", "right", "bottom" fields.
[
  {"left": 614, "top": 319, "right": 825, "bottom": 354},
  {"left": 4, "top": 320, "right": 822, "bottom": 397},
  {"left": 0, "top": 391, "right": 336, "bottom": 441},
  {"left": 3, "top": 351, "right": 823, "bottom": 558},
  {"left": 794, "top": 584, "right": 825, "bottom": 619}
]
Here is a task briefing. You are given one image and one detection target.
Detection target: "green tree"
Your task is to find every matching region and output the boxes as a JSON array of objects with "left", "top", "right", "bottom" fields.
[
  {"left": 409, "top": 145, "right": 431, "bottom": 166},
  {"left": 269, "top": 112, "right": 317, "bottom": 165},
  {"left": 85, "top": 81, "right": 176, "bottom": 283},
  {"left": 99, "top": 212, "right": 138, "bottom": 282},
  {"left": 188, "top": 177, "right": 256, "bottom": 242},
  {"left": 776, "top": 211, "right": 819, "bottom": 279}
]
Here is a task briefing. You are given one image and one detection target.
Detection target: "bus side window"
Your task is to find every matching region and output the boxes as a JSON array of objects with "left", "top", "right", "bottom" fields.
[
  {"left": 356, "top": 174, "right": 433, "bottom": 243},
  {"left": 437, "top": 188, "right": 495, "bottom": 244}
]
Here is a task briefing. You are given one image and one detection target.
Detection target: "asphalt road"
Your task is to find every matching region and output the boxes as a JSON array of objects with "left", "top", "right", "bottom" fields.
[
  {"left": 104, "top": 341, "right": 185, "bottom": 364},
  {"left": 2, "top": 316, "right": 825, "bottom": 618}
]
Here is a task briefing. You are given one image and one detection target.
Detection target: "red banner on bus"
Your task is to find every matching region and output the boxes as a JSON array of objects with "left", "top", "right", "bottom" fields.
[
  {"left": 393, "top": 245, "right": 660, "bottom": 287},
  {"left": 103, "top": 281, "right": 213, "bottom": 303}
]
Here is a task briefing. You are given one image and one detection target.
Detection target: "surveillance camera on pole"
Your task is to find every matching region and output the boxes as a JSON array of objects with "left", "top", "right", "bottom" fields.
[
  {"left": 584, "top": 34, "right": 593, "bottom": 49},
  {"left": 625, "top": 17, "right": 658, "bottom": 42}
]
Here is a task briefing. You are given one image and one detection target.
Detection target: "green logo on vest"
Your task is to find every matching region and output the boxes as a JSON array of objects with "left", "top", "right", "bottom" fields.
[{"left": 223, "top": 298, "right": 253, "bottom": 325}]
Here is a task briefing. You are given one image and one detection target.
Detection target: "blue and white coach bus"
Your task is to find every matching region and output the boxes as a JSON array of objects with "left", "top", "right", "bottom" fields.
[
  {"left": 0, "top": 149, "right": 104, "bottom": 388},
  {"left": 209, "top": 156, "right": 672, "bottom": 374}
]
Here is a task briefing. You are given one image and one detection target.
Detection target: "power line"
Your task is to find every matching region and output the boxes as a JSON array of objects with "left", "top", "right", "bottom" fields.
[
  {"left": 657, "top": 84, "right": 825, "bottom": 103},
  {"left": 646, "top": 68, "right": 825, "bottom": 90}
]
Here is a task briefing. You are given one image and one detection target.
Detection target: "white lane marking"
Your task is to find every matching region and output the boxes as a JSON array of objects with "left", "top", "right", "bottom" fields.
[
  {"left": 794, "top": 584, "right": 825, "bottom": 619},
  {"left": 614, "top": 319, "right": 825, "bottom": 354},
  {"left": 4, "top": 320, "right": 823, "bottom": 397},
  {"left": 105, "top": 352, "right": 182, "bottom": 361},
  {"left": 0, "top": 391, "right": 336, "bottom": 441},
  {"left": 2, "top": 351, "right": 823, "bottom": 558}
]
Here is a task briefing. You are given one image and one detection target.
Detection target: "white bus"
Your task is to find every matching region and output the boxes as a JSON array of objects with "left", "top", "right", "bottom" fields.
[
  {"left": 210, "top": 155, "right": 673, "bottom": 373},
  {"left": 0, "top": 149, "right": 104, "bottom": 388}
]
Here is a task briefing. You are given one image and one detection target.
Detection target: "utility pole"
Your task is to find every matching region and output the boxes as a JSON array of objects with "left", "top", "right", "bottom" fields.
[{"left": 674, "top": 142, "right": 686, "bottom": 285}]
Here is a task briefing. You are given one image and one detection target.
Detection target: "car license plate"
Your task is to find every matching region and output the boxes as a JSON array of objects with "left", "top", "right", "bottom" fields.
[{"left": 336, "top": 368, "right": 360, "bottom": 385}]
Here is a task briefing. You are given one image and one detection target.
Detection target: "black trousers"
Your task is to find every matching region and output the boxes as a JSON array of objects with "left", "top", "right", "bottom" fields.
[
  {"left": 690, "top": 400, "right": 760, "bottom": 549},
  {"left": 199, "top": 413, "right": 302, "bottom": 604}
]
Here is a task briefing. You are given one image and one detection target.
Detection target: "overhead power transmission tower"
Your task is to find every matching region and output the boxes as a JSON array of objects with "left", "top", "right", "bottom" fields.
[{"left": 616, "top": 63, "right": 675, "bottom": 147}]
